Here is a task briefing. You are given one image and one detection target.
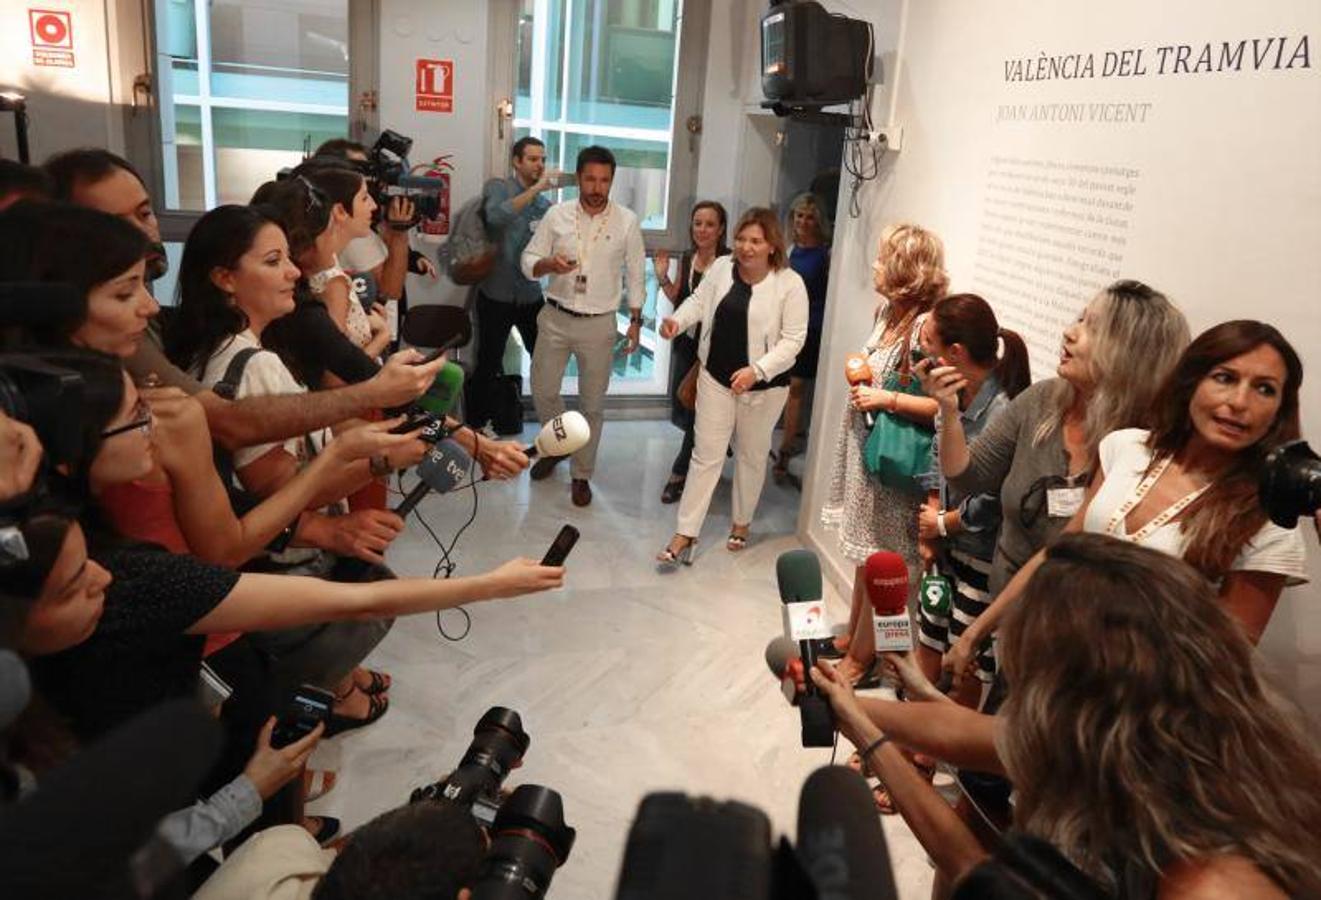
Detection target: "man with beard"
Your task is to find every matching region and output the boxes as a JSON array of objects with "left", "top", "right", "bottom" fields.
[{"left": 521, "top": 145, "right": 645, "bottom": 507}]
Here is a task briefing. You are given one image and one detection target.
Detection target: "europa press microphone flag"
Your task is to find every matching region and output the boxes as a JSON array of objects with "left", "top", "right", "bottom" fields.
[{"left": 866, "top": 551, "right": 914, "bottom": 654}]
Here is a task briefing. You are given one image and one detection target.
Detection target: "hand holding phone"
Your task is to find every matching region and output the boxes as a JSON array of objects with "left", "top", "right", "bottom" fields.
[
  {"left": 271, "top": 686, "right": 335, "bottom": 749},
  {"left": 541, "top": 524, "right": 580, "bottom": 567}
]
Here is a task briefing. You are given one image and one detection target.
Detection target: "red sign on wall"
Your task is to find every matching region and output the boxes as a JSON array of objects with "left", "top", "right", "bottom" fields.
[
  {"left": 415, "top": 59, "right": 454, "bottom": 113},
  {"left": 29, "top": 9, "right": 75, "bottom": 68}
]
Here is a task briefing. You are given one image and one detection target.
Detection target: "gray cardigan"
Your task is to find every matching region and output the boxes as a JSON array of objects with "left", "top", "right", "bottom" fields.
[{"left": 947, "top": 378, "right": 1082, "bottom": 596}]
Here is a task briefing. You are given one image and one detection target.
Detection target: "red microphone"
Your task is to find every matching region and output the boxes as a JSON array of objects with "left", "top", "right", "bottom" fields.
[
  {"left": 865, "top": 551, "right": 913, "bottom": 653},
  {"left": 765, "top": 636, "right": 807, "bottom": 705},
  {"left": 844, "top": 352, "right": 876, "bottom": 428}
]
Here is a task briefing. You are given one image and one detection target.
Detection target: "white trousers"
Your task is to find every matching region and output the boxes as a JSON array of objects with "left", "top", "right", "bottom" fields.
[{"left": 676, "top": 369, "right": 789, "bottom": 538}]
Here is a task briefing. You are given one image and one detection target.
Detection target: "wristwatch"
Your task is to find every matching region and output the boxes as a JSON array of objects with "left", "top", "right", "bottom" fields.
[
  {"left": 267, "top": 513, "right": 303, "bottom": 553},
  {"left": 628, "top": 310, "right": 643, "bottom": 325}
]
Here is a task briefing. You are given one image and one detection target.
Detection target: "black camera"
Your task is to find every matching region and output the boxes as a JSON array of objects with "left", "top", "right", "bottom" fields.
[
  {"left": 362, "top": 129, "right": 448, "bottom": 226},
  {"left": 471, "top": 784, "right": 576, "bottom": 900},
  {"left": 1260, "top": 440, "right": 1321, "bottom": 528},
  {"left": 410, "top": 706, "right": 530, "bottom": 827},
  {"left": 0, "top": 353, "right": 85, "bottom": 469}
]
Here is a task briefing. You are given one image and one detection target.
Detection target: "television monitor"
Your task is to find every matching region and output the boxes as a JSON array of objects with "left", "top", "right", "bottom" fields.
[{"left": 761, "top": 1, "right": 871, "bottom": 108}]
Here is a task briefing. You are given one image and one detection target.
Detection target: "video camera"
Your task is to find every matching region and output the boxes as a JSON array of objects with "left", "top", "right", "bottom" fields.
[
  {"left": 409, "top": 707, "right": 576, "bottom": 900},
  {"left": 1260, "top": 440, "right": 1321, "bottom": 528},
  {"left": 0, "top": 354, "right": 85, "bottom": 470},
  {"left": 360, "top": 129, "right": 449, "bottom": 228}
]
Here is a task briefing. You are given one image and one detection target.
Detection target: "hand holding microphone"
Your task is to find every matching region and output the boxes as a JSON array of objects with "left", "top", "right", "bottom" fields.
[
  {"left": 843, "top": 353, "right": 877, "bottom": 428},
  {"left": 525, "top": 411, "right": 591, "bottom": 459},
  {"left": 866, "top": 551, "right": 915, "bottom": 655}
]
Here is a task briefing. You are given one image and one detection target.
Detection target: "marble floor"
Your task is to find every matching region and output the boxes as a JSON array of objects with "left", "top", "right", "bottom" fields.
[{"left": 306, "top": 420, "right": 936, "bottom": 899}]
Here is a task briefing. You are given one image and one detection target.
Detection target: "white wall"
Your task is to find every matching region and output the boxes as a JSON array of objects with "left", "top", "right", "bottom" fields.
[
  {"left": 377, "top": 0, "right": 494, "bottom": 308},
  {"left": 799, "top": 0, "right": 1321, "bottom": 719},
  {"left": 0, "top": 0, "right": 140, "bottom": 161}
]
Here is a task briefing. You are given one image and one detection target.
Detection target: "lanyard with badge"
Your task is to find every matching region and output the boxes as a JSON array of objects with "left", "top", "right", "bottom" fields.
[{"left": 573, "top": 203, "right": 610, "bottom": 295}]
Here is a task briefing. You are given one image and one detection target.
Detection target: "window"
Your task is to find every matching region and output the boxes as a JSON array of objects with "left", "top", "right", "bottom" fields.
[
  {"left": 154, "top": 0, "right": 350, "bottom": 210},
  {"left": 511, "top": 0, "right": 698, "bottom": 395}
]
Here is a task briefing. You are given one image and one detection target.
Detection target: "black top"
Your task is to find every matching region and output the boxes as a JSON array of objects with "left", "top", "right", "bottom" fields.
[
  {"left": 31, "top": 547, "right": 240, "bottom": 741},
  {"left": 703, "top": 271, "right": 789, "bottom": 392},
  {"left": 263, "top": 296, "right": 380, "bottom": 388}
]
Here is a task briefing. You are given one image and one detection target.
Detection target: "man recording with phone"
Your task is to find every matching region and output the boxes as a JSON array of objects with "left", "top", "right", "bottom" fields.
[{"left": 466, "top": 137, "right": 560, "bottom": 434}]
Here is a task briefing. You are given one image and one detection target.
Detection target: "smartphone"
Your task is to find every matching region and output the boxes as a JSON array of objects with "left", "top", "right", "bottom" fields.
[
  {"left": 910, "top": 345, "right": 932, "bottom": 368},
  {"left": 541, "top": 524, "right": 580, "bottom": 567},
  {"left": 551, "top": 171, "right": 577, "bottom": 189},
  {"left": 271, "top": 686, "right": 335, "bottom": 749},
  {"left": 389, "top": 411, "right": 437, "bottom": 435}
]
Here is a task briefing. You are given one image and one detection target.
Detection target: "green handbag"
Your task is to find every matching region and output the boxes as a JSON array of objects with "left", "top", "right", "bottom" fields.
[{"left": 862, "top": 326, "right": 934, "bottom": 494}]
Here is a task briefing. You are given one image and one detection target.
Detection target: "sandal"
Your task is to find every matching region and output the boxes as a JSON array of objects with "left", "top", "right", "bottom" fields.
[
  {"left": 354, "top": 668, "right": 391, "bottom": 695},
  {"left": 656, "top": 535, "right": 696, "bottom": 568},
  {"left": 660, "top": 477, "right": 686, "bottom": 504},
  {"left": 303, "top": 815, "right": 341, "bottom": 845},
  {"left": 325, "top": 687, "right": 389, "bottom": 737},
  {"left": 872, "top": 783, "right": 898, "bottom": 815},
  {"left": 302, "top": 768, "right": 338, "bottom": 803},
  {"left": 726, "top": 528, "right": 750, "bottom": 552}
]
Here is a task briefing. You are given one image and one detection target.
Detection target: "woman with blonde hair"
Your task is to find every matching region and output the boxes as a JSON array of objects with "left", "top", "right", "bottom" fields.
[
  {"left": 775, "top": 192, "right": 832, "bottom": 479},
  {"left": 656, "top": 207, "right": 808, "bottom": 564},
  {"left": 943, "top": 320, "right": 1307, "bottom": 675},
  {"left": 809, "top": 533, "right": 1321, "bottom": 898},
  {"left": 922, "top": 279, "right": 1190, "bottom": 683},
  {"left": 820, "top": 223, "right": 946, "bottom": 686}
]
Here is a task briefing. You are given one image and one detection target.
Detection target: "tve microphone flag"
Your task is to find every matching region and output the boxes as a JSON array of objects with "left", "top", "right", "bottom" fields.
[
  {"left": 866, "top": 551, "right": 914, "bottom": 654},
  {"left": 396, "top": 439, "right": 475, "bottom": 518}
]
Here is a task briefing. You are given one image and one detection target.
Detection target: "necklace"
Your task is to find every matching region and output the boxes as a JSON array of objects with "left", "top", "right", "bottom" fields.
[{"left": 1105, "top": 455, "right": 1209, "bottom": 542}]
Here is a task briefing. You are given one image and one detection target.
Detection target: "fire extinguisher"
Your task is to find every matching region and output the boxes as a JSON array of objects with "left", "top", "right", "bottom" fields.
[{"left": 412, "top": 154, "right": 453, "bottom": 237}]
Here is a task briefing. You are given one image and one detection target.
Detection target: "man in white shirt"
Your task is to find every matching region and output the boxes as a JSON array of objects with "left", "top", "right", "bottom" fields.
[{"left": 521, "top": 145, "right": 646, "bottom": 507}]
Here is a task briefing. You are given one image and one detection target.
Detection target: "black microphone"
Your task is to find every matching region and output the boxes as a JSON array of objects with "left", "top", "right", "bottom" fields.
[
  {"left": 776, "top": 550, "right": 835, "bottom": 747},
  {"left": 396, "top": 439, "right": 475, "bottom": 518},
  {"left": 400, "top": 304, "right": 472, "bottom": 353},
  {"left": 796, "top": 765, "right": 899, "bottom": 900}
]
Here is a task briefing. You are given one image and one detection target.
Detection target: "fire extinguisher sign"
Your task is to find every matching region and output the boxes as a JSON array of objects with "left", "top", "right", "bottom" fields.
[{"left": 415, "top": 59, "right": 453, "bottom": 113}]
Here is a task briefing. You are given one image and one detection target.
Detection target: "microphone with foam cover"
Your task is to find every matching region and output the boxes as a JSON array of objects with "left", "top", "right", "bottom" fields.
[
  {"left": 776, "top": 550, "right": 835, "bottom": 747},
  {"left": 796, "top": 766, "right": 899, "bottom": 899},
  {"left": 866, "top": 551, "right": 913, "bottom": 654},
  {"left": 844, "top": 352, "right": 876, "bottom": 429},
  {"left": 414, "top": 361, "right": 465, "bottom": 418},
  {"left": 764, "top": 636, "right": 805, "bottom": 706},
  {"left": 525, "top": 411, "right": 591, "bottom": 458},
  {"left": 401, "top": 304, "right": 473, "bottom": 352},
  {"left": 395, "top": 439, "right": 474, "bottom": 519}
]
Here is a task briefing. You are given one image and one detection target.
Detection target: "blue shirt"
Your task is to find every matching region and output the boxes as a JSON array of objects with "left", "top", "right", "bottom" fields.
[
  {"left": 923, "top": 374, "right": 1010, "bottom": 562},
  {"left": 789, "top": 244, "right": 830, "bottom": 334},
  {"left": 479, "top": 175, "right": 551, "bottom": 304}
]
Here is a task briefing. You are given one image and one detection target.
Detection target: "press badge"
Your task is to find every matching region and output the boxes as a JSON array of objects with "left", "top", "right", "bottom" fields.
[
  {"left": 1046, "top": 485, "right": 1086, "bottom": 518},
  {"left": 574, "top": 274, "right": 588, "bottom": 294}
]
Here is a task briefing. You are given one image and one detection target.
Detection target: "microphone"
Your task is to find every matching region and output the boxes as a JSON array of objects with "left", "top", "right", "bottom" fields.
[
  {"left": 844, "top": 352, "right": 875, "bottom": 429},
  {"left": 866, "top": 552, "right": 913, "bottom": 654},
  {"left": 401, "top": 304, "right": 473, "bottom": 352},
  {"left": 795, "top": 766, "right": 899, "bottom": 899},
  {"left": 776, "top": 550, "right": 835, "bottom": 747},
  {"left": 764, "top": 636, "right": 805, "bottom": 706},
  {"left": 415, "top": 361, "right": 465, "bottom": 418},
  {"left": 395, "top": 439, "right": 475, "bottom": 519},
  {"left": 525, "top": 411, "right": 591, "bottom": 459}
]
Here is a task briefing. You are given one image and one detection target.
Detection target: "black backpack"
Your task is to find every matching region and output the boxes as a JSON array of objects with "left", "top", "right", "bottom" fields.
[{"left": 489, "top": 373, "right": 524, "bottom": 436}]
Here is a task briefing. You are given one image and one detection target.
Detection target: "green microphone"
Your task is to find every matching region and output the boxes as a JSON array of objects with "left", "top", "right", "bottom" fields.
[{"left": 414, "top": 361, "right": 465, "bottom": 418}]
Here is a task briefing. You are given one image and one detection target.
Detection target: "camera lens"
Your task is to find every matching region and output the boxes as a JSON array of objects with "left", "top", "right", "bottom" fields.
[
  {"left": 470, "top": 785, "right": 575, "bottom": 900},
  {"left": 410, "top": 707, "right": 529, "bottom": 818}
]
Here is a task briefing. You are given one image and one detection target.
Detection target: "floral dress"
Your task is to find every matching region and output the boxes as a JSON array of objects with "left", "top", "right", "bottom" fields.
[{"left": 819, "top": 309, "right": 925, "bottom": 565}]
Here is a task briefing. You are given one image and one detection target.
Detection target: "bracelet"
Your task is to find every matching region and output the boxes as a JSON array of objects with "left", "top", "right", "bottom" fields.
[
  {"left": 860, "top": 734, "right": 892, "bottom": 764},
  {"left": 888, "top": 390, "right": 900, "bottom": 413},
  {"left": 629, "top": 310, "right": 643, "bottom": 325},
  {"left": 936, "top": 510, "right": 948, "bottom": 538}
]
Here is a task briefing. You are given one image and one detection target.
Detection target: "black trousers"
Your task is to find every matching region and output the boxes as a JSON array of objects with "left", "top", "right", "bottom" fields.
[{"left": 467, "top": 290, "right": 542, "bottom": 428}]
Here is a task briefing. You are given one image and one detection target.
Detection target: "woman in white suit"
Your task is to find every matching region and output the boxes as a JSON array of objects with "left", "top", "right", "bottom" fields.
[{"left": 656, "top": 207, "right": 809, "bottom": 565}]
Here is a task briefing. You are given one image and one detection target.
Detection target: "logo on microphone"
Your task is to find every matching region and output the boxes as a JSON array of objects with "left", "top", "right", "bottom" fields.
[
  {"left": 869, "top": 576, "right": 906, "bottom": 589},
  {"left": 552, "top": 417, "right": 567, "bottom": 442}
]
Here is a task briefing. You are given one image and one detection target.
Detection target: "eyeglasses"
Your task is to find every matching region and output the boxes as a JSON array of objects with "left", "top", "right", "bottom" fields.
[
  {"left": 1018, "top": 472, "right": 1090, "bottom": 529},
  {"left": 101, "top": 397, "right": 153, "bottom": 439}
]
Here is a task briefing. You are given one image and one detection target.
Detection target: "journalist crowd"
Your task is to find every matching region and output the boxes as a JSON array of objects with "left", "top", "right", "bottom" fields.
[{"left": 1, "top": 128, "right": 1320, "bottom": 900}]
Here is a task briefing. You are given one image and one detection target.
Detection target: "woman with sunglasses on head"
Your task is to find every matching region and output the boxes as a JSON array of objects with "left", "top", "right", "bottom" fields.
[
  {"left": 944, "top": 321, "right": 1307, "bottom": 680},
  {"left": 918, "top": 280, "right": 1190, "bottom": 685},
  {"left": 819, "top": 224, "right": 946, "bottom": 687},
  {"left": 653, "top": 200, "right": 730, "bottom": 503}
]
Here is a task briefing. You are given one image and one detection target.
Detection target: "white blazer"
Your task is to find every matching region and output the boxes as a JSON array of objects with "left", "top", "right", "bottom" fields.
[{"left": 669, "top": 256, "right": 809, "bottom": 384}]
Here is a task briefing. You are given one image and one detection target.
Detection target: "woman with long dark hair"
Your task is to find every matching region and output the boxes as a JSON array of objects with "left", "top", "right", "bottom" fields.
[
  {"left": 911, "top": 294, "right": 1030, "bottom": 705},
  {"left": 653, "top": 200, "right": 730, "bottom": 503},
  {"left": 950, "top": 320, "right": 1306, "bottom": 660},
  {"left": 810, "top": 534, "right": 1321, "bottom": 897}
]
